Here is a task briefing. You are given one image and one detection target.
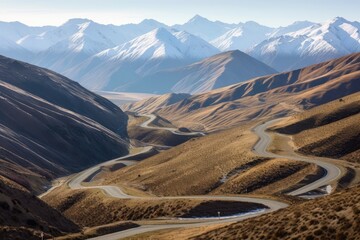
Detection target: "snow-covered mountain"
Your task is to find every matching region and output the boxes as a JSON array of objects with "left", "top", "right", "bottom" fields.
[
  {"left": 172, "top": 15, "right": 237, "bottom": 41},
  {"left": 211, "top": 21, "right": 274, "bottom": 51},
  {"left": 65, "top": 28, "right": 220, "bottom": 91},
  {"left": 211, "top": 21, "right": 316, "bottom": 52},
  {"left": 18, "top": 19, "right": 121, "bottom": 52},
  {"left": 267, "top": 21, "right": 315, "bottom": 38},
  {"left": 0, "top": 36, "right": 33, "bottom": 61},
  {"left": 28, "top": 19, "right": 168, "bottom": 73},
  {"left": 30, "top": 20, "right": 121, "bottom": 72},
  {"left": 0, "top": 21, "right": 53, "bottom": 43},
  {"left": 127, "top": 50, "right": 277, "bottom": 94},
  {"left": 0, "top": 16, "right": 359, "bottom": 94},
  {"left": 98, "top": 28, "right": 219, "bottom": 61},
  {"left": 249, "top": 17, "right": 360, "bottom": 71},
  {"left": 18, "top": 18, "right": 167, "bottom": 53}
]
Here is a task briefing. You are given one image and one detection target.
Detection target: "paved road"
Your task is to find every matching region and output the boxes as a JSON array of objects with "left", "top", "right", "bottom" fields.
[
  {"left": 252, "top": 119, "right": 342, "bottom": 196},
  {"left": 67, "top": 146, "right": 154, "bottom": 198},
  {"left": 63, "top": 148, "right": 288, "bottom": 239},
  {"left": 45, "top": 116, "right": 289, "bottom": 239},
  {"left": 138, "top": 113, "right": 206, "bottom": 136},
  {"left": 41, "top": 116, "right": 342, "bottom": 239},
  {"left": 63, "top": 145, "right": 287, "bottom": 239}
]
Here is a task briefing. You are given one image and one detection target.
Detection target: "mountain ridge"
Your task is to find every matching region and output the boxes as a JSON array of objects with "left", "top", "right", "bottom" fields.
[
  {"left": 125, "top": 50, "right": 277, "bottom": 94},
  {"left": 123, "top": 52, "right": 360, "bottom": 131},
  {"left": 67, "top": 28, "right": 220, "bottom": 92},
  {"left": 249, "top": 17, "right": 360, "bottom": 71},
  {"left": 0, "top": 16, "right": 359, "bottom": 91}
]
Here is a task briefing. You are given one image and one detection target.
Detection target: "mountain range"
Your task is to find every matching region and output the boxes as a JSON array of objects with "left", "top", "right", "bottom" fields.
[
  {"left": 249, "top": 17, "right": 360, "bottom": 71},
  {"left": 0, "top": 16, "right": 359, "bottom": 93},
  {"left": 65, "top": 28, "right": 220, "bottom": 92}
]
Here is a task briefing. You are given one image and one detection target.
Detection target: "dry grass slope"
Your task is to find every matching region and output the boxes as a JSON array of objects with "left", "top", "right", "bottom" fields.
[
  {"left": 43, "top": 187, "right": 266, "bottom": 228},
  {"left": 127, "top": 114, "right": 194, "bottom": 147},
  {"left": 193, "top": 185, "right": 360, "bottom": 240},
  {"left": 132, "top": 186, "right": 360, "bottom": 240},
  {"left": 105, "top": 122, "right": 317, "bottom": 197},
  {"left": 213, "top": 159, "right": 317, "bottom": 195},
  {"left": 275, "top": 92, "right": 360, "bottom": 163}
]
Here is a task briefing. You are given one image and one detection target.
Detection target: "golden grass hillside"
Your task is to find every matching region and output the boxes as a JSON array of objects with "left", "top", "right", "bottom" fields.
[
  {"left": 43, "top": 186, "right": 266, "bottom": 228},
  {"left": 134, "top": 185, "right": 360, "bottom": 240},
  {"left": 104, "top": 123, "right": 317, "bottom": 196},
  {"left": 275, "top": 92, "right": 360, "bottom": 163},
  {"left": 127, "top": 113, "right": 194, "bottom": 146},
  {"left": 193, "top": 185, "right": 360, "bottom": 240},
  {"left": 212, "top": 159, "right": 317, "bottom": 195}
]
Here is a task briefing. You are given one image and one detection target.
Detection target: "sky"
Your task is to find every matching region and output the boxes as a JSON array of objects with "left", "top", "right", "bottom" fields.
[{"left": 0, "top": 0, "right": 359, "bottom": 27}]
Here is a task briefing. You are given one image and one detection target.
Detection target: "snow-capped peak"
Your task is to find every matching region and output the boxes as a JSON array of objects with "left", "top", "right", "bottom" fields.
[
  {"left": 188, "top": 14, "right": 210, "bottom": 24},
  {"left": 211, "top": 23, "right": 273, "bottom": 51},
  {"left": 96, "top": 28, "right": 183, "bottom": 60},
  {"left": 96, "top": 27, "right": 219, "bottom": 61},
  {"left": 248, "top": 17, "right": 360, "bottom": 71},
  {"left": 139, "top": 19, "right": 165, "bottom": 27},
  {"left": 62, "top": 18, "right": 93, "bottom": 26},
  {"left": 268, "top": 20, "right": 315, "bottom": 38},
  {"left": 328, "top": 16, "right": 348, "bottom": 25},
  {"left": 172, "top": 30, "right": 220, "bottom": 58}
]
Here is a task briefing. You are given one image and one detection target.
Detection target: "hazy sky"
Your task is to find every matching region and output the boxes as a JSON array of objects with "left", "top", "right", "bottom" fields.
[{"left": 0, "top": 0, "right": 359, "bottom": 27}]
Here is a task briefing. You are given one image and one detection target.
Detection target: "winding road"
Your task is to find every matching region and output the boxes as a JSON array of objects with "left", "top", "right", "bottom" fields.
[
  {"left": 40, "top": 114, "right": 343, "bottom": 239},
  {"left": 68, "top": 146, "right": 153, "bottom": 198},
  {"left": 138, "top": 113, "right": 206, "bottom": 136},
  {"left": 253, "top": 119, "right": 342, "bottom": 196}
]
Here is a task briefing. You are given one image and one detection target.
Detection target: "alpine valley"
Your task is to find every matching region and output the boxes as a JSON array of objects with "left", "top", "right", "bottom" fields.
[{"left": 0, "top": 10, "right": 360, "bottom": 240}]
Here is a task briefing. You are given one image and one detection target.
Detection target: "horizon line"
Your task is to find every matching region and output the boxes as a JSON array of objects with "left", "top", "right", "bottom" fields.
[{"left": 0, "top": 15, "right": 356, "bottom": 28}]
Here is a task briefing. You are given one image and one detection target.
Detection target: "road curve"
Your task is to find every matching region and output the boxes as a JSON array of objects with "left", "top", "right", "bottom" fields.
[
  {"left": 138, "top": 113, "right": 206, "bottom": 136},
  {"left": 41, "top": 117, "right": 288, "bottom": 239},
  {"left": 253, "top": 119, "right": 342, "bottom": 196},
  {"left": 61, "top": 148, "right": 288, "bottom": 239},
  {"left": 41, "top": 117, "right": 341, "bottom": 239},
  {"left": 64, "top": 147, "right": 287, "bottom": 239},
  {"left": 68, "top": 146, "right": 154, "bottom": 198}
]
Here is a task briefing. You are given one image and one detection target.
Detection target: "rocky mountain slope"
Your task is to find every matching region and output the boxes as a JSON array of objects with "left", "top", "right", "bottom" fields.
[
  {"left": 0, "top": 176, "right": 79, "bottom": 239},
  {"left": 0, "top": 55, "right": 129, "bottom": 193}
]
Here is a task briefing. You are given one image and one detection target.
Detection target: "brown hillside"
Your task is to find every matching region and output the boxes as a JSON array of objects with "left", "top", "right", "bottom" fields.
[
  {"left": 143, "top": 185, "right": 360, "bottom": 240},
  {"left": 127, "top": 114, "right": 194, "bottom": 147},
  {"left": 44, "top": 187, "right": 265, "bottom": 228},
  {"left": 0, "top": 55, "right": 129, "bottom": 193},
  {"left": 0, "top": 176, "right": 78, "bottom": 239},
  {"left": 193, "top": 185, "right": 360, "bottom": 240},
  {"left": 104, "top": 122, "right": 316, "bottom": 196},
  {"left": 275, "top": 92, "right": 360, "bottom": 163},
  {"left": 124, "top": 53, "right": 360, "bottom": 131}
]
